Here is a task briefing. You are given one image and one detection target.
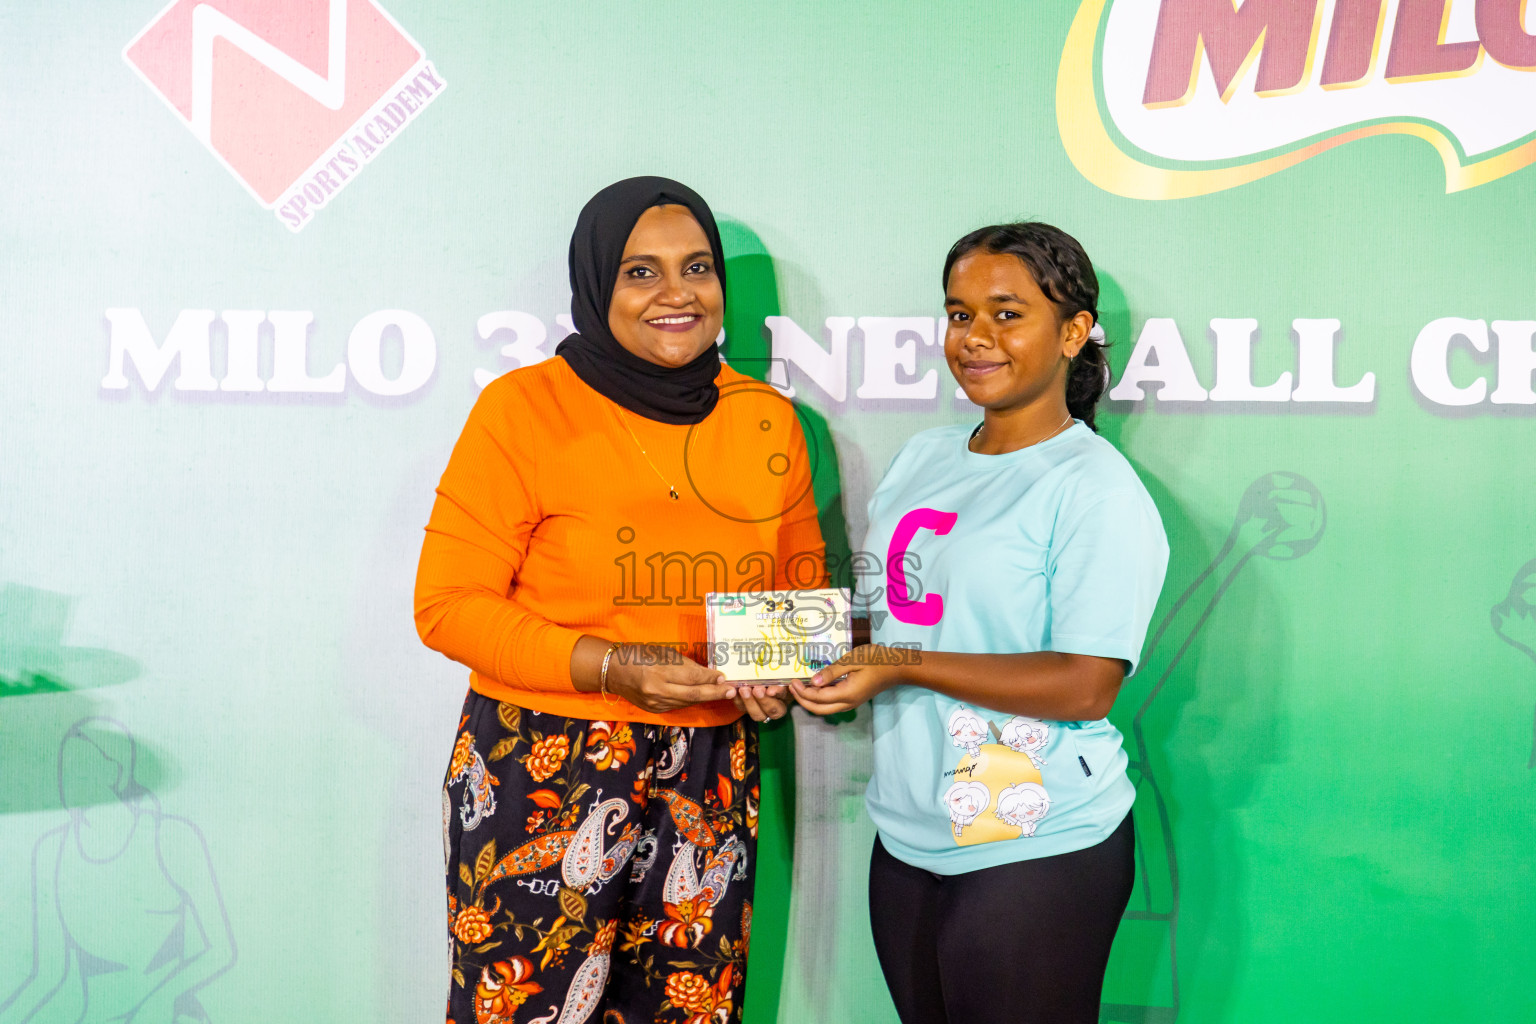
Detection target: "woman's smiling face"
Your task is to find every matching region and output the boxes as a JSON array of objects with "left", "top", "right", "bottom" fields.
[
  {"left": 943, "top": 250, "right": 1089, "bottom": 412},
  {"left": 607, "top": 204, "right": 724, "bottom": 368}
]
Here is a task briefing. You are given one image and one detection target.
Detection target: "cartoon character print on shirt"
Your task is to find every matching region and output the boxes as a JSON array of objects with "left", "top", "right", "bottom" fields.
[
  {"left": 994, "top": 782, "right": 1051, "bottom": 838},
  {"left": 947, "top": 708, "right": 988, "bottom": 758},
  {"left": 999, "top": 716, "right": 1049, "bottom": 769},
  {"left": 942, "top": 780, "right": 991, "bottom": 838},
  {"left": 942, "top": 712, "right": 1052, "bottom": 846}
]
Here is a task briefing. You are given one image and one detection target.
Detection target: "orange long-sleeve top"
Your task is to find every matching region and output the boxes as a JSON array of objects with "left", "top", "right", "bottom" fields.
[{"left": 414, "top": 355, "right": 829, "bottom": 727}]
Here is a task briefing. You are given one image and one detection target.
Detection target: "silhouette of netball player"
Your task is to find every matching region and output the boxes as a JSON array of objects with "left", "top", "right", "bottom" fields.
[
  {"left": 0, "top": 718, "right": 236, "bottom": 1023},
  {"left": 1101, "top": 472, "right": 1325, "bottom": 1024},
  {"left": 1491, "top": 557, "right": 1536, "bottom": 768}
]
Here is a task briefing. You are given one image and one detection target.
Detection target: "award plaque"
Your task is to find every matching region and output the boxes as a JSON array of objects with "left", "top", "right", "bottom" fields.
[{"left": 705, "top": 588, "right": 852, "bottom": 682}]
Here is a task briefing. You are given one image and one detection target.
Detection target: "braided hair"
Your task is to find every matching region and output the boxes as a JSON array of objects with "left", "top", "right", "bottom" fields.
[{"left": 942, "top": 222, "right": 1108, "bottom": 432}]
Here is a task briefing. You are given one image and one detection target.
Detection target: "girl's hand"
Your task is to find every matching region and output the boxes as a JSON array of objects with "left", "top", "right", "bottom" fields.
[
  {"left": 790, "top": 646, "right": 902, "bottom": 715},
  {"left": 606, "top": 645, "right": 732, "bottom": 713},
  {"left": 727, "top": 683, "right": 790, "bottom": 722}
]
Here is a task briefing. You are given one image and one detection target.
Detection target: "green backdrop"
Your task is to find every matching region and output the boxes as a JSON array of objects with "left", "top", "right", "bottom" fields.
[{"left": 3, "top": 1, "right": 1534, "bottom": 1021}]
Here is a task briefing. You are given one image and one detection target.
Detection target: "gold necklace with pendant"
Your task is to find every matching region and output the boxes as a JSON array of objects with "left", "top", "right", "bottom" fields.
[{"left": 615, "top": 406, "right": 695, "bottom": 501}]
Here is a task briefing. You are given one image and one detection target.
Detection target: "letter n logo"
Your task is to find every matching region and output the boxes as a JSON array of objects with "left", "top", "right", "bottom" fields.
[{"left": 123, "top": 0, "right": 442, "bottom": 230}]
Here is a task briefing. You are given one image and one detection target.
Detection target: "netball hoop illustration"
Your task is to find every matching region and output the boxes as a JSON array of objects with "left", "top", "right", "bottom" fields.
[
  {"left": 1102, "top": 472, "right": 1326, "bottom": 1024},
  {"left": 0, "top": 718, "right": 236, "bottom": 1023},
  {"left": 1491, "top": 557, "right": 1536, "bottom": 768}
]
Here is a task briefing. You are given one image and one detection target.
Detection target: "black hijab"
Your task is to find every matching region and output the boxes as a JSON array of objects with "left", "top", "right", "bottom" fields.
[{"left": 556, "top": 176, "right": 726, "bottom": 424}]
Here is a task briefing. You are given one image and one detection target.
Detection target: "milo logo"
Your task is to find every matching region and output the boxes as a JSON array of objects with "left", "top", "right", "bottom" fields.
[{"left": 1059, "top": 0, "right": 1536, "bottom": 197}]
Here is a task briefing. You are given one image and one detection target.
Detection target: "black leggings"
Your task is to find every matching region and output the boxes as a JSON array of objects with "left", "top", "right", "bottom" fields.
[{"left": 868, "top": 812, "right": 1135, "bottom": 1024}]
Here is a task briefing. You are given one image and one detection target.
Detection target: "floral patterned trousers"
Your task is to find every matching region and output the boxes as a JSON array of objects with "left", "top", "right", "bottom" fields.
[{"left": 443, "top": 690, "right": 760, "bottom": 1024}]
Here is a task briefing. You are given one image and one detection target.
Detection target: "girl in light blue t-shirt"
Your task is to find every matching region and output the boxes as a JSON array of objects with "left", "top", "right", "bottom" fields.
[{"left": 791, "top": 223, "right": 1168, "bottom": 1024}]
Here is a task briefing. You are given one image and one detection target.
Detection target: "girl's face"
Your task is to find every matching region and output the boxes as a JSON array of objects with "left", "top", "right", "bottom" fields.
[
  {"left": 943, "top": 251, "right": 1091, "bottom": 412},
  {"left": 607, "top": 204, "right": 724, "bottom": 368}
]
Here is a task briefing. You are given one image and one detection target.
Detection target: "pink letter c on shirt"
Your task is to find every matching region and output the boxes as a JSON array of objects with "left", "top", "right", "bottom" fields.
[{"left": 886, "top": 507, "right": 958, "bottom": 626}]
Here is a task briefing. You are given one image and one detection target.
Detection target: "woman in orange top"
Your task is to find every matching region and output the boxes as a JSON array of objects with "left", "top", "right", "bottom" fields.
[{"left": 415, "top": 177, "right": 825, "bottom": 1024}]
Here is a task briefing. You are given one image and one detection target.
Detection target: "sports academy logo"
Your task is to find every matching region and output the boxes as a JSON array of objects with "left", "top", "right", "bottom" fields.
[
  {"left": 124, "top": 0, "right": 444, "bottom": 231},
  {"left": 1057, "top": 0, "right": 1536, "bottom": 199}
]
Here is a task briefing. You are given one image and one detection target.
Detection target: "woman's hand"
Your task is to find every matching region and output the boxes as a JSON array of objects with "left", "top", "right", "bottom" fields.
[
  {"left": 603, "top": 644, "right": 732, "bottom": 714},
  {"left": 727, "top": 683, "right": 790, "bottom": 722},
  {"left": 789, "top": 646, "right": 903, "bottom": 716}
]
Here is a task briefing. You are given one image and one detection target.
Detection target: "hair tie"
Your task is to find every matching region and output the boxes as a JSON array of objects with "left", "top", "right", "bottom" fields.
[{"left": 1087, "top": 324, "right": 1106, "bottom": 343}]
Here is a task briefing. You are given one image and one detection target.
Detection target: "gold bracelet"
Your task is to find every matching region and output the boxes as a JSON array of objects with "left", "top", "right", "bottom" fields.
[{"left": 599, "top": 642, "right": 622, "bottom": 705}]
